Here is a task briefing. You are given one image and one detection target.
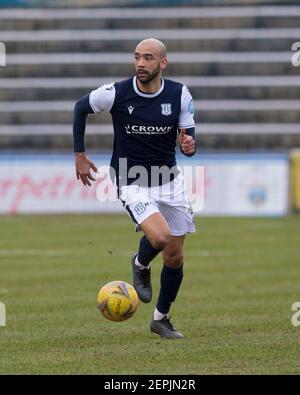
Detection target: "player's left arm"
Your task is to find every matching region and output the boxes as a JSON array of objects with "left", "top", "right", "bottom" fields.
[
  {"left": 179, "top": 127, "right": 196, "bottom": 157},
  {"left": 178, "top": 85, "right": 197, "bottom": 157}
]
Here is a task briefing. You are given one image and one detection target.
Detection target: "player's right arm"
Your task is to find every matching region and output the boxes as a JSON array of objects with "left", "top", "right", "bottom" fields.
[
  {"left": 73, "top": 95, "right": 97, "bottom": 186},
  {"left": 73, "top": 83, "right": 116, "bottom": 186}
]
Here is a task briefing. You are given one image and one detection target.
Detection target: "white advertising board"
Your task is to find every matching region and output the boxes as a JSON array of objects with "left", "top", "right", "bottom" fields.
[
  {"left": 199, "top": 154, "right": 289, "bottom": 216},
  {"left": 0, "top": 154, "right": 289, "bottom": 216}
]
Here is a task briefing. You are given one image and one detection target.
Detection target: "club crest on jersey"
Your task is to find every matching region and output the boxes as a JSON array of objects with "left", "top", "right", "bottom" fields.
[{"left": 161, "top": 103, "right": 172, "bottom": 116}]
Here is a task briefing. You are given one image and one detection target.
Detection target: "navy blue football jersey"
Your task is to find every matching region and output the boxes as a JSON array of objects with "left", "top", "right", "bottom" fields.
[{"left": 89, "top": 76, "right": 195, "bottom": 187}]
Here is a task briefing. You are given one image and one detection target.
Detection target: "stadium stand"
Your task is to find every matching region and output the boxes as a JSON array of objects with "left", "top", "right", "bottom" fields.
[{"left": 0, "top": 2, "right": 300, "bottom": 151}]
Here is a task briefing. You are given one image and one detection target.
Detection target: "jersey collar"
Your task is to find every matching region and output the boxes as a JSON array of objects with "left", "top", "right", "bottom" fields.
[{"left": 133, "top": 76, "right": 164, "bottom": 98}]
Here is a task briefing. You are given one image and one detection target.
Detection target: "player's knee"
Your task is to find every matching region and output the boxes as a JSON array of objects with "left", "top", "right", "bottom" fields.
[
  {"left": 151, "top": 232, "right": 171, "bottom": 251},
  {"left": 165, "top": 251, "right": 184, "bottom": 269}
]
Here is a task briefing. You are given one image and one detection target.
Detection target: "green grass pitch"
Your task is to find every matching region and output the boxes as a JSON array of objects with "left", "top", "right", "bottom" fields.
[{"left": 0, "top": 215, "right": 300, "bottom": 375}]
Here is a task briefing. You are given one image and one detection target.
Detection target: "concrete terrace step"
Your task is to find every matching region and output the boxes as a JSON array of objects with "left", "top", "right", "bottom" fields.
[
  {"left": 2, "top": 123, "right": 300, "bottom": 151},
  {"left": 4, "top": 112, "right": 293, "bottom": 124},
  {"left": 1, "top": 6, "right": 300, "bottom": 21},
  {"left": 2, "top": 7, "right": 300, "bottom": 19},
  {"left": 5, "top": 52, "right": 294, "bottom": 64},
  {"left": 1, "top": 123, "right": 300, "bottom": 136},
  {"left": 1, "top": 76, "right": 300, "bottom": 89},
  {"left": 2, "top": 99, "right": 300, "bottom": 112},
  {"left": 0, "top": 6, "right": 300, "bottom": 30},
  {"left": 1, "top": 16, "right": 299, "bottom": 30},
  {"left": 3, "top": 28, "right": 300, "bottom": 41},
  {"left": 1, "top": 52, "right": 296, "bottom": 78},
  {"left": 1, "top": 76, "right": 300, "bottom": 101},
  {"left": 1, "top": 100, "right": 300, "bottom": 123},
  {"left": 2, "top": 28, "right": 298, "bottom": 53},
  {"left": 3, "top": 39, "right": 296, "bottom": 55},
  {"left": 0, "top": 5, "right": 299, "bottom": 150}
]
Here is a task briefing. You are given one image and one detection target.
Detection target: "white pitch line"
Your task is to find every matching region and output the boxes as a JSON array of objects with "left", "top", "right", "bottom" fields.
[
  {"left": 0, "top": 249, "right": 83, "bottom": 256},
  {"left": 0, "top": 249, "right": 133, "bottom": 257}
]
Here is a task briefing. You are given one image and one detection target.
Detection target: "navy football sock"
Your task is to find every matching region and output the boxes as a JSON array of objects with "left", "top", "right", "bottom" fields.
[
  {"left": 137, "top": 235, "right": 160, "bottom": 266},
  {"left": 156, "top": 264, "right": 183, "bottom": 315}
]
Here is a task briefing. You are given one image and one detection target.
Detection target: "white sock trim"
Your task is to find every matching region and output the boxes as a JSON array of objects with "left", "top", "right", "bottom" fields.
[
  {"left": 153, "top": 308, "right": 167, "bottom": 321},
  {"left": 135, "top": 255, "right": 151, "bottom": 270}
]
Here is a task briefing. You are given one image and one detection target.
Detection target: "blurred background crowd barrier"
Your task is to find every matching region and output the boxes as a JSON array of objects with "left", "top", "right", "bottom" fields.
[{"left": 0, "top": 0, "right": 299, "bottom": 215}]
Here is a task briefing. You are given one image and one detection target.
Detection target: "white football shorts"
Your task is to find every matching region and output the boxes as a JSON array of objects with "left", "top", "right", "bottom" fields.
[{"left": 119, "top": 171, "right": 196, "bottom": 236}]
